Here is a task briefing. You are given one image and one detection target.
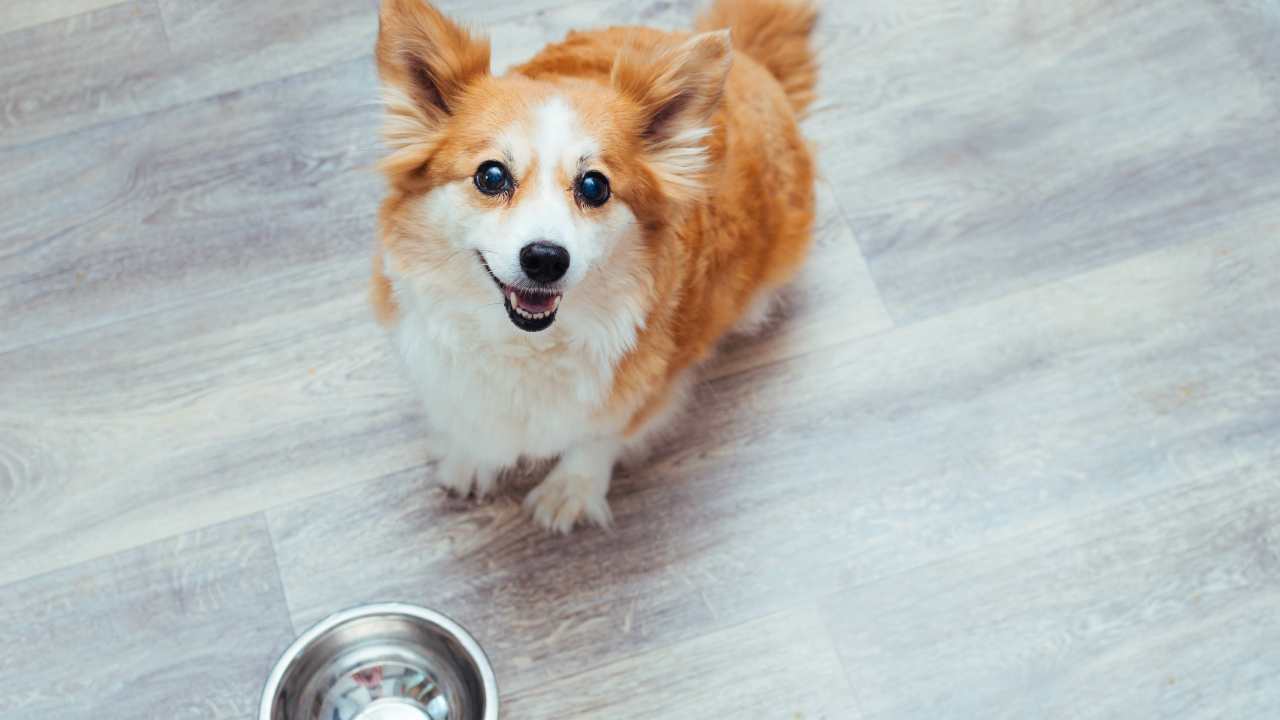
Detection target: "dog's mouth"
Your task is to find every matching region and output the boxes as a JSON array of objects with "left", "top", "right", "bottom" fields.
[
  {"left": 502, "top": 286, "right": 561, "bottom": 332},
  {"left": 478, "top": 254, "right": 562, "bottom": 332}
]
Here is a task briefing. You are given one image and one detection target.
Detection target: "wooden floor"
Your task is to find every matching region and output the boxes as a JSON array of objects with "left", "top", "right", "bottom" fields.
[{"left": 2, "top": 1, "right": 1279, "bottom": 718}]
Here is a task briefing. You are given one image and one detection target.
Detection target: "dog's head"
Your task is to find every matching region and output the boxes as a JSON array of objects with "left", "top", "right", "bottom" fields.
[{"left": 375, "top": 0, "right": 731, "bottom": 335}]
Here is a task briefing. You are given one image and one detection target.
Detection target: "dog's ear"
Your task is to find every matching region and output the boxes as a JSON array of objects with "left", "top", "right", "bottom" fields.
[
  {"left": 376, "top": 0, "right": 490, "bottom": 132},
  {"left": 612, "top": 31, "right": 732, "bottom": 195},
  {"left": 612, "top": 31, "right": 732, "bottom": 143}
]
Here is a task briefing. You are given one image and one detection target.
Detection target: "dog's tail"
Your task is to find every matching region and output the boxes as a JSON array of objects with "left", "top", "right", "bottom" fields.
[{"left": 696, "top": 0, "right": 819, "bottom": 115}]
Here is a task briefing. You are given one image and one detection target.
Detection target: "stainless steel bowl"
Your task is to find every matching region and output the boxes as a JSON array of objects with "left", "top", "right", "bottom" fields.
[{"left": 260, "top": 603, "right": 498, "bottom": 720}]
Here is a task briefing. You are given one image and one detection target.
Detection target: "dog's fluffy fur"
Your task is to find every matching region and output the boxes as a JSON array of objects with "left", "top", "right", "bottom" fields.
[{"left": 372, "top": 0, "right": 818, "bottom": 532}]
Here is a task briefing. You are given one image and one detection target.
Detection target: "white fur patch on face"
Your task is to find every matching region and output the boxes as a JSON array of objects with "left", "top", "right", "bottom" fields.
[
  {"left": 533, "top": 97, "right": 593, "bottom": 180},
  {"left": 477, "top": 97, "right": 607, "bottom": 288}
]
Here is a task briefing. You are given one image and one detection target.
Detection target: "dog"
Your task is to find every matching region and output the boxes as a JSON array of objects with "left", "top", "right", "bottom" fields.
[{"left": 371, "top": 0, "right": 818, "bottom": 532}]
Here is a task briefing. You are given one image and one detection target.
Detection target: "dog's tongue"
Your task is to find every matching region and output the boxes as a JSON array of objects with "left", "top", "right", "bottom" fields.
[{"left": 514, "top": 290, "right": 559, "bottom": 313}]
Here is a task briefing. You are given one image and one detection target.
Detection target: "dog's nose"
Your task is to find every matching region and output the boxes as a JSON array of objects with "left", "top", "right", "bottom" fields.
[{"left": 519, "top": 242, "right": 570, "bottom": 284}]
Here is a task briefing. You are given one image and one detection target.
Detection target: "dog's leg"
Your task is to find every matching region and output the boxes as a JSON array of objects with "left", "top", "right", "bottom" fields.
[
  {"left": 525, "top": 435, "right": 621, "bottom": 533},
  {"left": 438, "top": 452, "right": 502, "bottom": 500}
]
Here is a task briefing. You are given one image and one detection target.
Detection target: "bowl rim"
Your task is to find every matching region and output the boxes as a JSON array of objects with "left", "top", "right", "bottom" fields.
[{"left": 258, "top": 602, "right": 499, "bottom": 720}]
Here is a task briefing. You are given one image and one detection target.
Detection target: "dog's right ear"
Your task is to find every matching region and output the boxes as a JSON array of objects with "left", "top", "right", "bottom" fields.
[
  {"left": 376, "top": 0, "right": 490, "bottom": 132},
  {"left": 611, "top": 31, "right": 732, "bottom": 204}
]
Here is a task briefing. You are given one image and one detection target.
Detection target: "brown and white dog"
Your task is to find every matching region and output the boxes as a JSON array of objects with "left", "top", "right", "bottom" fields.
[{"left": 371, "top": 0, "right": 818, "bottom": 532}]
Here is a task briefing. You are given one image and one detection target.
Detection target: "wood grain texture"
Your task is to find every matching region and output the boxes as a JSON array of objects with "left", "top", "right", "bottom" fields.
[
  {"left": 1210, "top": 0, "right": 1280, "bottom": 109},
  {"left": 0, "top": 260, "right": 419, "bottom": 586},
  {"left": 155, "top": 0, "right": 376, "bottom": 105},
  {"left": 0, "top": 0, "right": 172, "bottom": 147},
  {"left": 479, "top": 0, "right": 698, "bottom": 72},
  {"left": 0, "top": 0, "right": 378, "bottom": 148},
  {"left": 505, "top": 607, "right": 862, "bottom": 719},
  {"left": 809, "top": 0, "right": 1280, "bottom": 322},
  {"left": 0, "top": 55, "right": 383, "bottom": 353},
  {"left": 0, "top": 0, "right": 125, "bottom": 34},
  {"left": 0, "top": 515, "right": 295, "bottom": 720},
  {"left": 822, "top": 464, "right": 1280, "bottom": 719}
]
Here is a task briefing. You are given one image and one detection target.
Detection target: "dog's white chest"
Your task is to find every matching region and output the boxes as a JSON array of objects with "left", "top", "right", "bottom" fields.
[{"left": 392, "top": 301, "right": 619, "bottom": 465}]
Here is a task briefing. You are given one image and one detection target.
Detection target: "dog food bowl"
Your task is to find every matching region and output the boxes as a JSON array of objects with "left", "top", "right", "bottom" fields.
[{"left": 260, "top": 603, "right": 498, "bottom": 720}]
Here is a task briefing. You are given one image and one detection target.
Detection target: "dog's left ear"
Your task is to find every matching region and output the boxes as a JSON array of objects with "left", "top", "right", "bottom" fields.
[
  {"left": 376, "top": 0, "right": 490, "bottom": 175},
  {"left": 612, "top": 31, "right": 732, "bottom": 192}
]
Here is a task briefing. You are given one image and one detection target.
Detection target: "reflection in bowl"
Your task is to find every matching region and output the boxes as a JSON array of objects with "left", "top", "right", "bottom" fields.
[{"left": 260, "top": 603, "right": 498, "bottom": 720}]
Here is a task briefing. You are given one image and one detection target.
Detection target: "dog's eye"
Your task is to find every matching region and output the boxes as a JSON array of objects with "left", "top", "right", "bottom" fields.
[
  {"left": 575, "top": 171, "right": 610, "bottom": 207},
  {"left": 474, "top": 161, "right": 512, "bottom": 196}
]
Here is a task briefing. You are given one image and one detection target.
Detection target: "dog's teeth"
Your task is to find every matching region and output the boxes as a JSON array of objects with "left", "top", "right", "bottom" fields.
[{"left": 506, "top": 291, "right": 562, "bottom": 323}]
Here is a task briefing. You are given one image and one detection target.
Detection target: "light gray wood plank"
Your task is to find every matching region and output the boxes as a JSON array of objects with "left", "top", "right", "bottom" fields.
[
  {"left": 822, "top": 464, "right": 1280, "bottom": 719},
  {"left": 505, "top": 607, "right": 862, "bottom": 719},
  {"left": 808, "top": 0, "right": 1280, "bottom": 321},
  {"left": 0, "top": 0, "right": 173, "bottom": 146},
  {"left": 480, "top": 0, "right": 698, "bottom": 73},
  {"left": 0, "top": 260, "right": 421, "bottom": 586},
  {"left": 1209, "top": 0, "right": 1280, "bottom": 108},
  {"left": 266, "top": 230, "right": 1280, "bottom": 699},
  {"left": 0, "top": 0, "right": 378, "bottom": 147},
  {"left": 0, "top": 55, "right": 384, "bottom": 352},
  {"left": 155, "top": 0, "right": 377, "bottom": 108},
  {"left": 0, "top": 515, "right": 295, "bottom": 720},
  {"left": 0, "top": 0, "right": 125, "bottom": 34}
]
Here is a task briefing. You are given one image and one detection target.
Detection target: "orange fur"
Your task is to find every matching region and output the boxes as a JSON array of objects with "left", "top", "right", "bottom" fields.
[
  {"left": 696, "top": 0, "right": 820, "bottom": 115},
  {"left": 370, "top": 249, "right": 397, "bottom": 325},
  {"left": 373, "top": 0, "right": 817, "bottom": 447}
]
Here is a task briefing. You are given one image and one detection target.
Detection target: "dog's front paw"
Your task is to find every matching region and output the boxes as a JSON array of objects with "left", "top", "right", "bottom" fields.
[
  {"left": 437, "top": 455, "right": 500, "bottom": 500},
  {"left": 524, "top": 468, "right": 613, "bottom": 534}
]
